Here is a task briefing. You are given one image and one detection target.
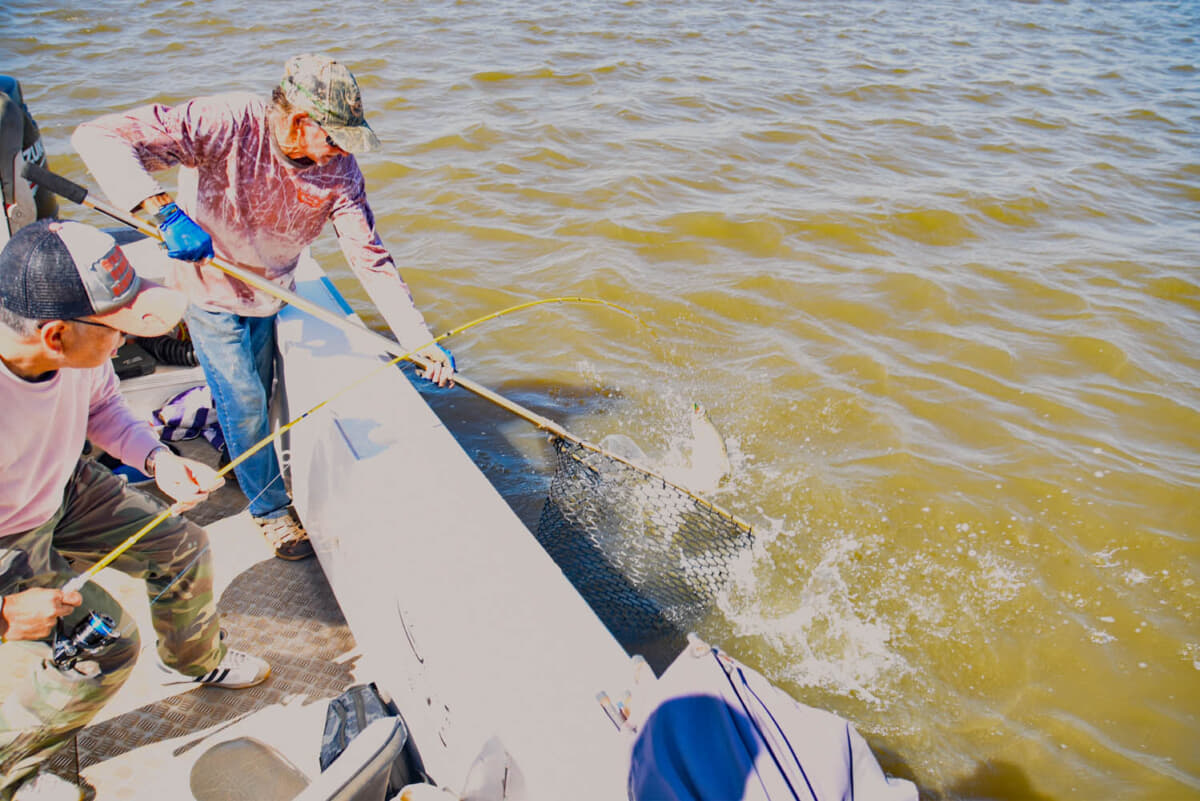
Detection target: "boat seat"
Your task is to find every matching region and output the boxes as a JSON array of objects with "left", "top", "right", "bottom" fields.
[
  {"left": 189, "top": 718, "right": 407, "bottom": 801},
  {"left": 189, "top": 737, "right": 309, "bottom": 801}
]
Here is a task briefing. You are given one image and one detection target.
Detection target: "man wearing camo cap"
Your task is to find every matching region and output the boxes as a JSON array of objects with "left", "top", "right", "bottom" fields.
[{"left": 72, "top": 55, "right": 456, "bottom": 561}]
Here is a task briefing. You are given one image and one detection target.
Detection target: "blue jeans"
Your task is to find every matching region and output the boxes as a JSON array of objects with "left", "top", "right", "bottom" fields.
[{"left": 184, "top": 307, "right": 291, "bottom": 519}]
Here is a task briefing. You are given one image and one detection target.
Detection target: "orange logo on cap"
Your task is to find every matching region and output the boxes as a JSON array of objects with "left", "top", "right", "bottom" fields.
[{"left": 95, "top": 246, "right": 135, "bottom": 297}]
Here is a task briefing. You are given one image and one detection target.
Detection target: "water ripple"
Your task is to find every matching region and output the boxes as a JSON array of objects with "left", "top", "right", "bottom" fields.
[{"left": 4, "top": 1, "right": 1198, "bottom": 797}]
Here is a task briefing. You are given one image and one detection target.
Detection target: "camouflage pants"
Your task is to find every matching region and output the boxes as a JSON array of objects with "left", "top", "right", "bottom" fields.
[{"left": 0, "top": 459, "right": 225, "bottom": 797}]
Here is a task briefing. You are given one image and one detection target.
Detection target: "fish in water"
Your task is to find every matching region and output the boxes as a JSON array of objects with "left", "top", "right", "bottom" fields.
[
  {"left": 599, "top": 402, "right": 732, "bottom": 495},
  {"left": 663, "top": 402, "right": 732, "bottom": 495}
]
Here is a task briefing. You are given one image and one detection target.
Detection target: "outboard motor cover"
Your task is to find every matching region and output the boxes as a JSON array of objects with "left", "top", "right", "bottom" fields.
[{"left": 0, "top": 75, "right": 57, "bottom": 240}]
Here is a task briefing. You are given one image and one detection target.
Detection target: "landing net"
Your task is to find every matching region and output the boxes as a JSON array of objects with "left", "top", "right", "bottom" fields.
[{"left": 535, "top": 436, "right": 754, "bottom": 665}]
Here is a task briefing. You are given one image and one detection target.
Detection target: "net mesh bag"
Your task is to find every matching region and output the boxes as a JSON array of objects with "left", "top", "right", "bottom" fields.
[{"left": 535, "top": 436, "right": 754, "bottom": 666}]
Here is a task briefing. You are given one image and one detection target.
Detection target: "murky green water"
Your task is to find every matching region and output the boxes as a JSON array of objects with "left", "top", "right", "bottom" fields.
[{"left": 4, "top": 1, "right": 1198, "bottom": 798}]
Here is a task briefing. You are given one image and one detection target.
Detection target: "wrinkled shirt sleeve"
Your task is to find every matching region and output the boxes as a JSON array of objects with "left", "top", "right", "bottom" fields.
[
  {"left": 72, "top": 99, "right": 222, "bottom": 213},
  {"left": 86, "top": 364, "right": 162, "bottom": 471},
  {"left": 330, "top": 174, "right": 435, "bottom": 352}
]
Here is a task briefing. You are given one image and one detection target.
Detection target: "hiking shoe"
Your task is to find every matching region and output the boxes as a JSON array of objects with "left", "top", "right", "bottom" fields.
[
  {"left": 12, "top": 772, "right": 83, "bottom": 801},
  {"left": 160, "top": 648, "right": 271, "bottom": 689},
  {"left": 254, "top": 509, "right": 314, "bottom": 560}
]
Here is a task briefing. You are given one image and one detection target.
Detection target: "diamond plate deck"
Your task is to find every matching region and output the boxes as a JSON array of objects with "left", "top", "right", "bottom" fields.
[
  {"left": 48, "top": 556, "right": 357, "bottom": 772},
  {"left": 40, "top": 441, "right": 361, "bottom": 799}
]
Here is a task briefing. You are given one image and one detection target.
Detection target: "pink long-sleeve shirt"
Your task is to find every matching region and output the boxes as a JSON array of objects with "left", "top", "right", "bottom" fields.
[
  {"left": 72, "top": 93, "right": 434, "bottom": 350},
  {"left": 0, "top": 358, "right": 161, "bottom": 537}
]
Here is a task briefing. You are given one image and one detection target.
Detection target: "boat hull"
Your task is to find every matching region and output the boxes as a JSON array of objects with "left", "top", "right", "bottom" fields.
[{"left": 276, "top": 259, "right": 633, "bottom": 797}]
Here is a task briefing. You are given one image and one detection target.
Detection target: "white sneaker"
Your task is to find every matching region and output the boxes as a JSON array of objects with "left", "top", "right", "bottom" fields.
[
  {"left": 12, "top": 772, "right": 83, "bottom": 801},
  {"left": 159, "top": 648, "right": 271, "bottom": 689}
]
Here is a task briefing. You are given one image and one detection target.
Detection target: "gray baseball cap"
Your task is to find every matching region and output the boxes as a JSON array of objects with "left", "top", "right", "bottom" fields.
[
  {"left": 0, "top": 220, "right": 187, "bottom": 337},
  {"left": 279, "top": 54, "right": 381, "bottom": 154}
]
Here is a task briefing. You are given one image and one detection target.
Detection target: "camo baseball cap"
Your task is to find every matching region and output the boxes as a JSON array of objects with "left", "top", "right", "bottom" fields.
[{"left": 280, "top": 54, "right": 381, "bottom": 154}]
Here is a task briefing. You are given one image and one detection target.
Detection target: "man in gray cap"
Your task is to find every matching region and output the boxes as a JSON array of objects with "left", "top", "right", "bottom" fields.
[
  {"left": 0, "top": 220, "right": 270, "bottom": 801},
  {"left": 72, "top": 55, "right": 455, "bottom": 561}
]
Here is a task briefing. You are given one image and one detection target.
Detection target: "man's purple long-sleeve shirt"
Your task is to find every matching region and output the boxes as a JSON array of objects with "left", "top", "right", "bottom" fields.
[{"left": 72, "top": 93, "right": 433, "bottom": 349}]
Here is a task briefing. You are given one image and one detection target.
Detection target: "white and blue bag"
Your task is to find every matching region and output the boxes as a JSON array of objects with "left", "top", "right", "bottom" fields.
[{"left": 153, "top": 385, "right": 225, "bottom": 455}]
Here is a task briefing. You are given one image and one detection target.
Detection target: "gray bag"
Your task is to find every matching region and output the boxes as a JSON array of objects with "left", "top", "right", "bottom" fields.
[{"left": 319, "top": 683, "right": 426, "bottom": 794}]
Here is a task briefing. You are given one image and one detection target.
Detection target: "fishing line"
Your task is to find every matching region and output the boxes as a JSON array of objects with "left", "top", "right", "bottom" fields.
[
  {"left": 61, "top": 296, "right": 646, "bottom": 595},
  {"left": 143, "top": 459, "right": 280, "bottom": 607},
  {"left": 23, "top": 163, "right": 753, "bottom": 586},
  {"left": 20, "top": 161, "right": 654, "bottom": 426}
]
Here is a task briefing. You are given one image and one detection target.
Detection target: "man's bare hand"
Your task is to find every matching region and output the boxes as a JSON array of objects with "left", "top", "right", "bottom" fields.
[
  {"left": 417, "top": 344, "right": 456, "bottom": 388},
  {"left": 154, "top": 452, "right": 224, "bottom": 511},
  {"left": 0, "top": 587, "right": 83, "bottom": 641}
]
